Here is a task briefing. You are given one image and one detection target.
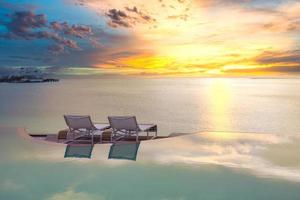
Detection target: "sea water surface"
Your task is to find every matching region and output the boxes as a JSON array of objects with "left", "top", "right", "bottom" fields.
[{"left": 0, "top": 76, "right": 300, "bottom": 199}]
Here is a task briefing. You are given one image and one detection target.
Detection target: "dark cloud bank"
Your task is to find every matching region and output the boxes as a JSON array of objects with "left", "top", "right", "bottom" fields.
[{"left": 0, "top": 11, "right": 97, "bottom": 54}]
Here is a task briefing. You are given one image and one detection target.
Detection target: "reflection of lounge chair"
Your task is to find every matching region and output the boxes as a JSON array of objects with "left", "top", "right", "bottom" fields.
[
  {"left": 64, "top": 143, "right": 93, "bottom": 158},
  {"left": 64, "top": 115, "right": 108, "bottom": 144},
  {"left": 108, "top": 116, "right": 157, "bottom": 142},
  {"left": 108, "top": 142, "right": 140, "bottom": 161}
]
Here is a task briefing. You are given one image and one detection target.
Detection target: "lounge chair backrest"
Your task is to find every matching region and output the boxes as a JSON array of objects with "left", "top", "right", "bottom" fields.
[
  {"left": 108, "top": 116, "right": 139, "bottom": 131},
  {"left": 64, "top": 115, "right": 95, "bottom": 131}
]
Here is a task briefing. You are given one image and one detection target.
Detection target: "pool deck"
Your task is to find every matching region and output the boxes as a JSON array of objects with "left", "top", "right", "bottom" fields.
[{"left": 29, "top": 130, "right": 168, "bottom": 144}]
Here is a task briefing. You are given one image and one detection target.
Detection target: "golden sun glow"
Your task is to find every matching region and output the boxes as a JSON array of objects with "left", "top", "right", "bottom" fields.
[
  {"left": 208, "top": 79, "right": 232, "bottom": 130},
  {"left": 85, "top": 0, "right": 300, "bottom": 76}
]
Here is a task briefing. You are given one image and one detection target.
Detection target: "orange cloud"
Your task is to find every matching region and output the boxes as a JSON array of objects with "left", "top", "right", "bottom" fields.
[{"left": 76, "top": 0, "right": 300, "bottom": 76}]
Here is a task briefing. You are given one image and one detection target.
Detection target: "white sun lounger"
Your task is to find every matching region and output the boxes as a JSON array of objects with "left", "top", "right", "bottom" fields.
[
  {"left": 64, "top": 115, "right": 109, "bottom": 144},
  {"left": 108, "top": 116, "right": 157, "bottom": 142}
]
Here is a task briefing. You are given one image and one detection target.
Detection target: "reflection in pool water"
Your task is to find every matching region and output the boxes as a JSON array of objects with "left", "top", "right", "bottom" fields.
[
  {"left": 0, "top": 127, "right": 300, "bottom": 199},
  {"left": 64, "top": 142, "right": 141, "bottom": 161},
  {"left": 64, "top": 144, "right": 94, "bottom": 158},
  {"left": 109, "top": 142, "right": 140, "bottom": 161}
]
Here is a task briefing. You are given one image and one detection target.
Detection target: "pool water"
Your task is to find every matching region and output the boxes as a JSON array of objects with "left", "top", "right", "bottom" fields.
[{"left": 0, "top": 127, "right": 300, "bottom": 200}]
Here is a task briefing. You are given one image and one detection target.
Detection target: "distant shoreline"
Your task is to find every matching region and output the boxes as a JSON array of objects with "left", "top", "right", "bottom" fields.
[{"left": 0, "top": 76, "right": 59, "bottom": 83}]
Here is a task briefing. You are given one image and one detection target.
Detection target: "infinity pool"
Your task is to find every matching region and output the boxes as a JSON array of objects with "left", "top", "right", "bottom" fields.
[{"left": 0, "top": 127, "right": 299, "bottom": 200}]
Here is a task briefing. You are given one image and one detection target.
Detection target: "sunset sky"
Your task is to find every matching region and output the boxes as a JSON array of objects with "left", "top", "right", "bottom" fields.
[{"left": 0, "top": 0, "right": 300, "bottom": 76}]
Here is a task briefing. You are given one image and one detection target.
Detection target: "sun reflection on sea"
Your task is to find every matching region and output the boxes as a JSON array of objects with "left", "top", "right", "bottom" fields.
[{"left": 207, "top": 79, "right": 232, "bottom": 132}]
